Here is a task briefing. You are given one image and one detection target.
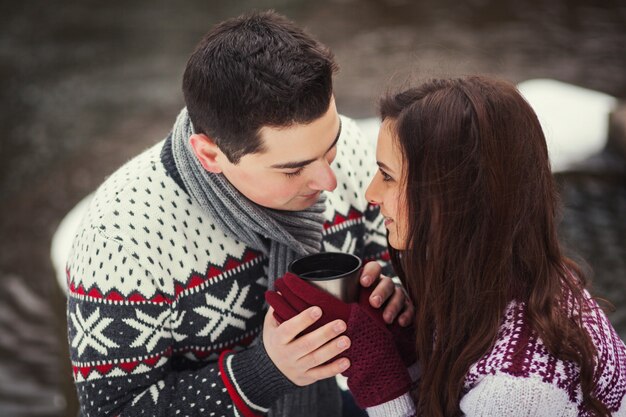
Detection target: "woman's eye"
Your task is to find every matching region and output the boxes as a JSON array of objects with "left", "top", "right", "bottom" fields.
[
  {"left": 285, "top": 169, "right": 304, "bottom": 178},
  {"left": 380, "top": 169, "right": 392, "bottom": 182}
]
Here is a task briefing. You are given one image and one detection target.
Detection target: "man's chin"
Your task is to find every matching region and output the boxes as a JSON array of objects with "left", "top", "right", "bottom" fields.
[
  {"left": 282, "top": 194, "right": 322, "bottom": 211},
  {"left": 281, "top": 202, "right": 316, "bottom": 212},
  {"left": 255, "top": 192, "right": 322, "bottom": 212}
]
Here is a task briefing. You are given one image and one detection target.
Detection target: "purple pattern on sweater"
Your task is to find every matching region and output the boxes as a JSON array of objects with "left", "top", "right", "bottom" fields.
[{"left": 464, "top": 294, "right": 626, "bottom": 415}]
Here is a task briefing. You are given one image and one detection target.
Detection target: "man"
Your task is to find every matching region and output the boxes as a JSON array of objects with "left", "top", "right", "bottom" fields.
[{"left": 67, "top": 11, "right": 412, "bottom": 417}]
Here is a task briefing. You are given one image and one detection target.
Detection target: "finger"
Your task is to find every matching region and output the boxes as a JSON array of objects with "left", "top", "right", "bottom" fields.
[
  {"left": 284, "top": 274, "right": 350, "bottom": 317},
  {"left": 275, "top": 306, "right": 323, "bottom": 343},
  {"left": 275, "top": 278, "right": 311, "bottom": 312},
  {"left": 305, "top": 357, "right": 351, "bottom": 381},
  {"left": 284, "top": 273, "right": 332, "bottom": 303},
  {"left": 272, "top": 308, "right": 289, "bottom": 324},
  {"left": 263, "top": 306, "right": 281, "bottom": 337},
  {"left": 298, "top": 333, "right": 351, "bottom": 370},
  {"left": 381, "top": 286, "right": 406, "bottom": 324},
  {"left": 368, "top": 275, "right": 395, "bottom": 308},
  {"left": 398, "top": 299, "right": 415, "bottom": 327},
  {"left": 271, "top": 276, "right": 285, "bottom": 292},
  {"left": 265, "top": 291, "right": 298, "bottom": 323},
  {"left": 359, "top": 261, "right": 382, "bottom": 287},
  {"left": 264, "top": 306, "right": 280, "bottom": 329},
  {"left": 292, "top": 319, "right": 347, "bottom": 359}
]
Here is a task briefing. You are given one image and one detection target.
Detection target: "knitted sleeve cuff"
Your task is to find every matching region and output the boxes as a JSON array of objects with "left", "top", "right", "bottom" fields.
[
  {"left": 366, "top": 392, "right": 416, "bottom": 417},
  {"left": 219, "top": 344, "right": 296, "bottom": 416}
]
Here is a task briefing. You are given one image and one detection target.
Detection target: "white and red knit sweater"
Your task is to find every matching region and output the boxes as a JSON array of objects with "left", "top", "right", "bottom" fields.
[
  {"left": 369, "top": 295, "right": 626, "bottom": 417},
  {"left": 66, "top": 116, "right": 389, "bottom": 417}
]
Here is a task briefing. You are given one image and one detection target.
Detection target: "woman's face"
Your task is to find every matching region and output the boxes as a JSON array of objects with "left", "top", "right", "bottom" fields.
[{"left": 365, "top": 119, "right": 408, "bottom": 250}]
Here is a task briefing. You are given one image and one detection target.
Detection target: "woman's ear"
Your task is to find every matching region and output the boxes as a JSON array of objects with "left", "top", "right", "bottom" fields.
[{"left": 189, "top": 134, "right": 223, "bottom": 173}]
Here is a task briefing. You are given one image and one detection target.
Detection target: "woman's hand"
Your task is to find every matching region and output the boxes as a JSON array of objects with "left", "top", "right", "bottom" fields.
[{"left": 359, "top": 261, "right": 414, "bottom": 326}]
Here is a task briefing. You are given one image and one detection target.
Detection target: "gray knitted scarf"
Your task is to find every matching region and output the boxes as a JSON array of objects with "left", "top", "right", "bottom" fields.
[{"left": 171, "top": 108, "right": 327, "bottom": 286}]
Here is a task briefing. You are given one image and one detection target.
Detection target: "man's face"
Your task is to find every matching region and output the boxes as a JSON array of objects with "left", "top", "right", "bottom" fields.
[{"left": 217, "top": 98, "right": 340, "bottom": 211}]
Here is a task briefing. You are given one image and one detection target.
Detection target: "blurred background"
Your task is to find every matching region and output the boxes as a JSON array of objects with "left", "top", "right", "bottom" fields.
[{"left": 1, "top": 0, "right": 625, "bottom": 415}]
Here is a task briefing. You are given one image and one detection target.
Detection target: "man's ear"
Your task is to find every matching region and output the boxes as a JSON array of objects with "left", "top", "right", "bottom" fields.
[{"left": 189, "top": 134, "right": 223, "bottom": 173}]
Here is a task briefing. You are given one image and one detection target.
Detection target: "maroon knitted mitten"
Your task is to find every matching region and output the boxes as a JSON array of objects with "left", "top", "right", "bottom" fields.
[{"left": 265, "top": 273, "right": 411, "bottom": 408}]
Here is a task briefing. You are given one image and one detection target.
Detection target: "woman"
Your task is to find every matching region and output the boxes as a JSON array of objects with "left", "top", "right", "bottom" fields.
[
  {"left": 363, "top": 76, "right": 625, "bottom": 416},
  {"left": 266, "top": 76, "right": 625, "bottom": 416}
]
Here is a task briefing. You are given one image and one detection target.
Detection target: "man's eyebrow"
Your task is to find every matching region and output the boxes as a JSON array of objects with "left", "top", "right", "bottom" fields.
[{"left": 270, "top": 120, "right": 342, "bottom": 170}]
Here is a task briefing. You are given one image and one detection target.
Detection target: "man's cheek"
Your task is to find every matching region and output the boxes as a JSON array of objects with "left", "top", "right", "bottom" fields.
[{"left": 266, "top": 182, "right": 296, "bottom": 200}]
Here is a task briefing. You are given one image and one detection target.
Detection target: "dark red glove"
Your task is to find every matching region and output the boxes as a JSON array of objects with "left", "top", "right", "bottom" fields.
[{"left": 265, "top": 272, "right": 412, "bottom": 408}]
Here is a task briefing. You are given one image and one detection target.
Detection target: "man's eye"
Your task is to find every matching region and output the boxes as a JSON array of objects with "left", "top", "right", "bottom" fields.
[{"left": 285, "top": 169, "right": 304, "bottom": 178}]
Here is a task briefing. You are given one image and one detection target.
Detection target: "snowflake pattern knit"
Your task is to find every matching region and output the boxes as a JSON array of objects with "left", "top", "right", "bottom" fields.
[{"left": 67, "top": 116, "right": 389, "bottom": 416}]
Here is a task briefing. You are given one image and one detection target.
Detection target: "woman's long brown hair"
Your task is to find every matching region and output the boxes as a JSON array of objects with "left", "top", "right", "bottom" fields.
[{"left": 381, "top": 76, "right": 609, "bottom": 416}]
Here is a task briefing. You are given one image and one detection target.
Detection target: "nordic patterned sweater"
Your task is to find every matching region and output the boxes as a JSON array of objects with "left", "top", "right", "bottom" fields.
[
  {"left": 66, "top": 115, "right": 389, "bottom": 417},
  {"left": 368, "top": 293, "right": 626, "bottom": 417}
]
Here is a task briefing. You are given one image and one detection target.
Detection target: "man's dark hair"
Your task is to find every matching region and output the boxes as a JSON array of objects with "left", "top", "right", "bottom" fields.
[{"left": 182, "top": 10, "right": 339, "bottom": 163}]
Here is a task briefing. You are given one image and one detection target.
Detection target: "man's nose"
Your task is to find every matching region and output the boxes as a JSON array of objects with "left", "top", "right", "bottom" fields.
[{"left": 308, "top": 160, "right": 337, "bottom": 191}]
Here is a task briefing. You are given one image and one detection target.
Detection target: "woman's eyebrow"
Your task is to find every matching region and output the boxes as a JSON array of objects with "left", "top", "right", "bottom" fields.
[{"left": 377, "top": 161, "right": 396, "bottom": 174}]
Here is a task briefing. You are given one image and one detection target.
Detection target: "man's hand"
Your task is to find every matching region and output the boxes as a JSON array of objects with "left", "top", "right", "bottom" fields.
[
  {"left": 262, "top": 306, "right": 351, "bottom": 386},
  {"left": 359, "top": 261, "right": 414, "bottom": 326}
]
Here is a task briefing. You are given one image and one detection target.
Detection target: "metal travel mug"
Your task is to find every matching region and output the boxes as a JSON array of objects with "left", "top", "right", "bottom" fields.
[{"left": 288, "top": 252, "right": 363, "bottom": 302}]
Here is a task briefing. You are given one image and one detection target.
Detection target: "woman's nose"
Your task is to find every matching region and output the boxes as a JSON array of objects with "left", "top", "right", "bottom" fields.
[{"left": 365, "top": 178, "right": 379, "bottom": 205}]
